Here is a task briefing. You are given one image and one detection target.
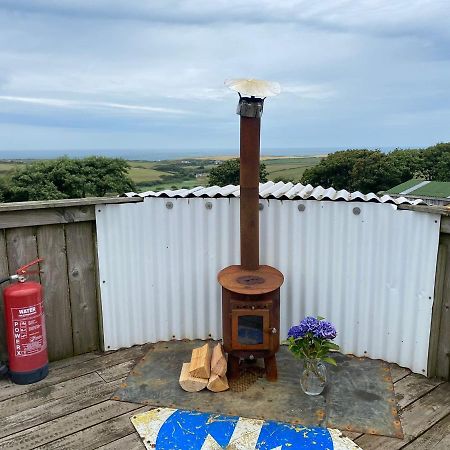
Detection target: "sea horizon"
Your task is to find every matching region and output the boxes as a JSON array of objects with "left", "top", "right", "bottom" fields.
[{"left": 0, "top": 146, "right": 406, "bottom": 161}]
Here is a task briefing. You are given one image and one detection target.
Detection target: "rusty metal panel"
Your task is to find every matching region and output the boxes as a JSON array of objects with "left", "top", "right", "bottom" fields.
[
  {"left": 96, "top": 197, "right": 440, "bottom": 374},
  {"left": 114, "top": 341, "right": 402, "bottom": 438},
  {"left": 122, "top": 180, "right": 425, "bottom": 205}
]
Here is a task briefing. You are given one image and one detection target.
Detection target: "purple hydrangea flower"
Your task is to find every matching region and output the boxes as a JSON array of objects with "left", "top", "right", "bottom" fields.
[
  {"left": 298, "top": 316, "right": 320, "bottom": 336},
  {"left": 315, "top": 321, "right": 337, "bottom": 340},
  {"left": 287, "top": 325, "right": 305, "bottom": 339}
]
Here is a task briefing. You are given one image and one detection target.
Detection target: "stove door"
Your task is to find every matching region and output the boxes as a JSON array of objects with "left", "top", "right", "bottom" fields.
[{"left": 231, "top": 309, "right": 270, "bottom": 350}]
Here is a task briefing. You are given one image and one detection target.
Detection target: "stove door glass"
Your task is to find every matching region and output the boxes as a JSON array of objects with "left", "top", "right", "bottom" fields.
[{"left": 238, "top": 315, "right": 264, "bottom": 345}]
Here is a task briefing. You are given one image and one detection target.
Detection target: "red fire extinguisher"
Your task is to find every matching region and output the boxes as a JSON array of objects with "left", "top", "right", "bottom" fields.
[{"left": 1, "top": 258, "right": 49, "bottom": 384}]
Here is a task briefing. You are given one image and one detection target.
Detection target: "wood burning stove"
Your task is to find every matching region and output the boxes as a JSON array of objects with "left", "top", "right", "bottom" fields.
[{"left": 219, "top": 79, "right": 283, "bottom": 381}]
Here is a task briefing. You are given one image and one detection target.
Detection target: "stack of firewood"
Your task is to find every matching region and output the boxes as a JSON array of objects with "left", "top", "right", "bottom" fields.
[{"left": 179, "top": 342, "right": 229, "bottom": 392}]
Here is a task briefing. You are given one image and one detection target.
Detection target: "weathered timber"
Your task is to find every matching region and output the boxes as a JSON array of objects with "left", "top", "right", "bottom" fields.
[
  {"left": 428, "top": 234, "right": 450, "bottom": 379},
  {"left": 390, "top": 363, "right": 411, "bottom": 383},
  {"left": 37, "top": 224, "right": 73, "bottom": 361},
  {"left": 207, "top": 373, "right": 229, "bottom": 392},
  {"left": 0, "top": 344, "right": 149, "bottom": 402},
  {"left": 394, "top": 373, "right": 443, "bottom": 409},
  {"left": 6, "top": 227, "right": 40, "bottom": 283},
  {"left": 0, "top": 196, "right": 142, "bottom": 212},
  {"left": 355, "top": 382, "right": 450, "bottom": 449},
  {"left": 0, "top": 206, "right": 95, "bottom": 229},
  {"left": 0, "top": 230, "right": 9, "bottom": 360},
  {"left": 0, "top": 372, "right": 102, "bottom": 421},
  {"left": 41, "top": 406, "right": 149, "bottom": 450},
  {"left": 97, "top": 360, "right": 139, "bottom": 383},
  {"left": 0, "top": 399, "right": 141, "bottom": 449},
  {"left": 0, "top": 373, "right": 110, "bottom": 438},
  {"left": 189, "top": 343, "right": 212, "bottom": 379},
  {"left": 441, "top": 216, "right": 450, "bottom": 234},
  {"left": 210, "top": 342, "right": 227, "bottom": 377},
  {"left": 403, "top": 412, "right": 450, "bottom": 449},
  {"left": 66, "top": 221, "right": 99, "bottom": 355},
  {"left": 398, "top": 204, "right": 450, "bottom": 216},
  {"left": 179, "top": 362, "right": 208, "bottom": 392},
  {"left": 96, "top": 432, "right": 144, "bottom": 450}
]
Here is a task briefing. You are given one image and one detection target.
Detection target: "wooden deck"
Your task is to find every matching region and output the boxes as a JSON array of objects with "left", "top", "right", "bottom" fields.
[{"left": 1, "top": 346, "right": 449, "bottom": 449}]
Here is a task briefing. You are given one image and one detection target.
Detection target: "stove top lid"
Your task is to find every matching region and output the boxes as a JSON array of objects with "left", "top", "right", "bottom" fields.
[{"left": 218, "top": 265, "right": 284, "bottom": 295}]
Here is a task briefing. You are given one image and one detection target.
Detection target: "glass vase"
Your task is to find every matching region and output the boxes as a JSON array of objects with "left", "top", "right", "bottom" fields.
[{"left": 300, "top": 359, "right": 327, "bottom": 395}]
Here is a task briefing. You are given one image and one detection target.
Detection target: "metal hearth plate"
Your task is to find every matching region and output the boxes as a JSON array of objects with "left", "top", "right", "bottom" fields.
[{"left": 112, "top": 340, "right": 403, "bottom": 438}]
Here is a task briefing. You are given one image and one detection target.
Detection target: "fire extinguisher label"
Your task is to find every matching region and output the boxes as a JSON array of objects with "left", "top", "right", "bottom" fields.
[{"left": 11, "top": 302, "right": 46, "bottom": 357}]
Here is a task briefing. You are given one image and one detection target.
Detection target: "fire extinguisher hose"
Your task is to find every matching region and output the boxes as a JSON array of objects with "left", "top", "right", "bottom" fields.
[{"left": 0, "top": 275, "right": 19, "bottom": 285}]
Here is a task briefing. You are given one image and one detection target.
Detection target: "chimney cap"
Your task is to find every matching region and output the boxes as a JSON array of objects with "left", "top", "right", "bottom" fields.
[{"left": 225, "top": 78, "right": 281, "bottom": 98}]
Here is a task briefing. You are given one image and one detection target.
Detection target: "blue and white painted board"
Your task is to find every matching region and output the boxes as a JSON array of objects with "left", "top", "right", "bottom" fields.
[{"left": 131, "top": 408, "right": 361, "bottom": 450}]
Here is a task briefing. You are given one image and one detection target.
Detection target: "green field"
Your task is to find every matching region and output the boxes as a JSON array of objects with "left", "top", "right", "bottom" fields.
[{"left": 0, "top": 156, "right": 323, "bottom": 193}]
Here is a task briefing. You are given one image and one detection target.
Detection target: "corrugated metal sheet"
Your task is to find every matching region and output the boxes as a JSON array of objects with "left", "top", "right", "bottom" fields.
[
  {"left": 96, "top": 197, "right": 440, "bottom": 374},
  {"left": 122, "top": 181, "right": 424, "bottom": 205}
]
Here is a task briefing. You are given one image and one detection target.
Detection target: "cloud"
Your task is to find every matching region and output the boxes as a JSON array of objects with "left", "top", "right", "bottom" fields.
[
  {"left": 0, "top": 1, "right": 448, "bottom": 151},
  {"left": 0, "top": 96, "right": 190, "bottom": 115}
]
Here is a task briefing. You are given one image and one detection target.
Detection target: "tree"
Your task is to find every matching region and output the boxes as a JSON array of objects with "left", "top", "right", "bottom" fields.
[
  {"left": 301, "top": 150, "right": 376, "bottom": 191},
  {"left": 422, "top": 143, "right": 450, "bottom": 180},
  {"left": 3, "top": 157, "right": 135, "bottom": 202},
  {"left": 301, "top": 148, "right": 423, "bottom": 194},
  {"left": 208, "top": 158, "right": 268, "bottom": 187}
]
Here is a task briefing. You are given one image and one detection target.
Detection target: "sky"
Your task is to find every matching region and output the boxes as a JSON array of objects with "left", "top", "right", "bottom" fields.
[{"left": 0, "top": 0, "right": 449, "bottom": 157}]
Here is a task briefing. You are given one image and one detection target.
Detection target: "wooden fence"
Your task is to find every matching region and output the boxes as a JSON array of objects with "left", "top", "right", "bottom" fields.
[
  {"left": 427, "top": 213, "right": 450, "bottom": 379},
  {"left": 0, "top": 197, "right": 141, "bottom": 362}
]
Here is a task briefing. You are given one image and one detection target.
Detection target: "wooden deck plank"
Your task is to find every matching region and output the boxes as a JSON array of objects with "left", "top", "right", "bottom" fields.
[
  {"left": 394, "top": 373, "right": 443, "bottom": 409},
  {"left": 0, "top": 344, "right": 150, "bottom": 402},
  {"left": 0, "top": 376, "right": 123, "bottom": 439},
  {"left": 0, "top": 400, "right": 142, "bottom": 450},
  {"left": 0, "top": 372, "right": 102, "bottom": 421},
  {"left": 390, "top": 364, "right": 412, "bottom": 383},
  {"left": 40, "top": 406, "right": 150, "bottom": 449},
  {"left": 355, "top": 382, "right": 450, "bottom": 449},
  {"left": 403, "top": 413, "right": 450, "bottom": 449},
  {"left": 97, "top": 359, "right": 140, "bottom": 383},
  {"left": 96, "top": 432, "right": 144, "bottom": 450}
]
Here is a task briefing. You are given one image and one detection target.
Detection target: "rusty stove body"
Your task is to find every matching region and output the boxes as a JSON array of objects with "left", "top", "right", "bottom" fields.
[{"left": 218, "top": 88, "right": 283, "bottom": 381}]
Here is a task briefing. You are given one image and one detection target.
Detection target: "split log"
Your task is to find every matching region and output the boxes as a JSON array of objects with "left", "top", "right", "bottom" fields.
[
  {"left": 207, "top": 373, "right": 229, "bottom": 392},
  {"left": 210, "top": 343, "right": 227, "bottom": 377},
  {"left": 179, "top": 363, "right": 208, "bottom": 392},
  {"left": 189, "top": 343, "right": 212, "bottom": 379}
]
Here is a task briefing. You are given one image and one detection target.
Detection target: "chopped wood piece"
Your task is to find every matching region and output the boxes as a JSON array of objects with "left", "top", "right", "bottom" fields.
[
  {"left": 179, "top": 363, "right": 208, "bottom": 392},
  {"left": 207, "top": 374, "right": 229, "bottom": 392},
  {"left": 210, "top": 343, "right": 227, "bottom": 377},
  {"left": 189, "top": 343, "right": 212, "bottom": 379}
]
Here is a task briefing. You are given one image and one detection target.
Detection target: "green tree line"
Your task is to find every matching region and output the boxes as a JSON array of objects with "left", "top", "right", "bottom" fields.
[
  {"left": 300, "top": 142, "right": 450, "bottom": 194},
  {"left": 0, "top": 156, "right": 135, "bottom": 202}
]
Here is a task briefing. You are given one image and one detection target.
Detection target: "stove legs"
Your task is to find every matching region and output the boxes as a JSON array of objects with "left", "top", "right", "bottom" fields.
[
  {"left": 227, "top": 354, "right": 278, "bottom": 381},
  {"left": 227, "top": 354, "right": 241, "bottom": 380},
  {"left": 264, "top": 355, "right": 277, "bottom": 381}
]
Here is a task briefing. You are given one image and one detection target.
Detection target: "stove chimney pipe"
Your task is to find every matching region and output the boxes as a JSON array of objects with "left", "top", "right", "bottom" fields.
[
  {"left": 225, "top": 79, "right": 280, "bottom": 271},
  {"left": 238, "top": 97, "right": 264, "bottom": 270}
]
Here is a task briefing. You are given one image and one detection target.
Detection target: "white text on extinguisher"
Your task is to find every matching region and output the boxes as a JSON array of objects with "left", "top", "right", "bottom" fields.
[{"left": 11, "top": 303, "right": 45, "bottom": 357}]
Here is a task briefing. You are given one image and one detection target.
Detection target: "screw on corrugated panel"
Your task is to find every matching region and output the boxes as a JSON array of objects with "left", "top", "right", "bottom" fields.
[
  {"left": 353, "top": 207, "right": 361, "bottom": 215},
  {"left": 205, "top": 202, "right": 213, "bottom": 210},
  {"left": 166, "top": 201, "right": 173, "bottom": 209},
  {"left": 298, "top": 204, "right": 306, "bottom": 212},
  {"left": 259, "top": 203, "right": 264, "bottom": 211}
]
